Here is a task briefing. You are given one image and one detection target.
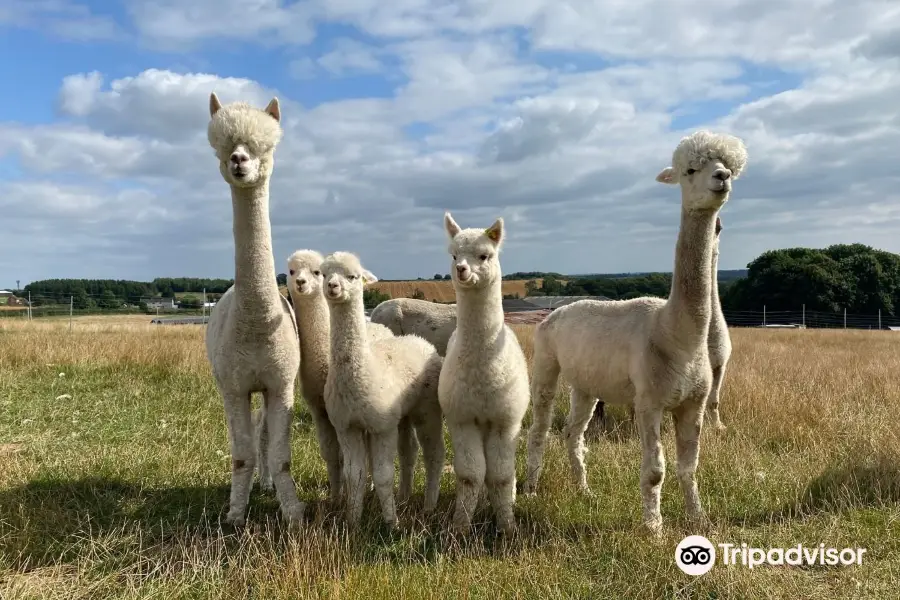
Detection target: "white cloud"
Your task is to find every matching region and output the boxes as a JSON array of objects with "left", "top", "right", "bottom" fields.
[
  {"left": 2, "top": 1, "right": 900, "bottom": 283},
  {"left": 0, "top": 0, "right": 121, "bottom": 41}
]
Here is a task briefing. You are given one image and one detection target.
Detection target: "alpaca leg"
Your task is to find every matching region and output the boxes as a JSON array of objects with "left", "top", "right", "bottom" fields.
[
  {"left": 337, "top": 427, "right": 368, "bottom": 526},
  {"left": 706, "top": 365, "right": 727, "bottom": 432},
  {"left": 253, "top": 402, "right": 272, "bottom": 492},
  {"left": 264, "top": 386, "right": 305, "bottom": 524},
  {"left": 634, "top": 405, "right": 665, "bottom": 534},
  {"left": 563, "top": 388, "right": 599, "bottom": 493},
  {"left": 448, "top": 421, "right": 486, "bottom": 533},
  {"left": 672, "top": 398, "right": 708, "bottom": 525},
  {"left": 415, "top": 407, "right": 446, "bottom": 512},
  {"left": 484, "top": 424, "right": 519, "bottom": 536},
  {"left": 223, "top": 392, "right": 255, "bottom": 526},
  {"left": 523, "top": 347, "right": 560, "bottom": 494},
  {"left": 397, "top": 416, "right": 418, "bottom": 503},
  {"left": 308, "top": 401, "right": 343, "bottom": 504},
  {"left": 369, "top": 429, "right": 400, "bottom": 528}
]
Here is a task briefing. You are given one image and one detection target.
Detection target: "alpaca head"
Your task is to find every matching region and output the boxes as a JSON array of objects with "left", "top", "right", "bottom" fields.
[
  {"left": 321, "top": 251, "right": 378, "bottom": 305},
  {"left": 287, "top": 249, "right": 325, "bottom": 299},
  {"left": 207, "top": 92, "right": 283, "bottom": 188},
  {"left": 655, "top": 130, "right": 747, "bottom": 212},
  {"left": 443, "top": 212, "right": 504, "bottom": 291}
]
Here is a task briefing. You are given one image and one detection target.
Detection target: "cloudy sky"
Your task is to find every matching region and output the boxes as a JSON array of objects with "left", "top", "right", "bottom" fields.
[{"left": 1, "top": 0, "right": 899, "bottom": 285}]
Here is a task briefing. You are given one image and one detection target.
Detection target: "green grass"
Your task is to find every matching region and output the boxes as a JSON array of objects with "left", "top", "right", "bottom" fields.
[{"left": 1, "top": 323, "right": 899, "bottom": 598}]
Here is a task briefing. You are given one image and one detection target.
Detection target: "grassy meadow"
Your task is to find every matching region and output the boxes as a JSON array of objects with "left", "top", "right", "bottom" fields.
[{"left": 1, "top": 315, "right": 899, "bottom": 598}]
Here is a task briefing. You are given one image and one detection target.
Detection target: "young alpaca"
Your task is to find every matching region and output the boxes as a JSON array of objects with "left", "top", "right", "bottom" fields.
[
  {"left": 524, "top": 130, "right": 747, "bottom": 533},
  {"left": 204, "top": 92, "right": 304, "bottom": 526},
  {"left": 370, "top": 298, "right": 457, "bottom": 355},
  {"left": 588, "top": 215, "right": 732, "bottom": 434},
  {"left": 277, "top": 249, "right": 393, "bottom": 503},
  {"left": 322, "top": 252, "right": 445, "bottom": 527},
  {"left": 438, "top": 214, "right": 530, "bottom": 536}
]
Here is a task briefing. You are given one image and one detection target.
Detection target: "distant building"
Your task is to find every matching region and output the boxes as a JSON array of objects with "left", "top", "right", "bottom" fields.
[
  {"left": 502, "top": 298, "right": 544, "bottom": 313},
  {"left": 141, "top": 297, "right": 177, "bottom": 310},
  {"left": 0, "top": 290, "right": 11, "bottom": 298}
]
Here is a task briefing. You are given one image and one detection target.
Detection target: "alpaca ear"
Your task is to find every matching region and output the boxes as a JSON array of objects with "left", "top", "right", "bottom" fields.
[
  {"left": 209, "top": 92, "right": 222, "bottom": 117},
  {"left": 264, "top": 97, "right": 281, "bottom": 122},
  {"left": 361, "top": 269, "right": 378, "bottom": 285},
  {"left": 655, "top": 166, "right": 677, "bottom": 184},
  {"left": 444, "top": 212, "right": 461, "bottom": 239},
  {"left": 484, "top": 218, "right": 504, "bottom": 246}
]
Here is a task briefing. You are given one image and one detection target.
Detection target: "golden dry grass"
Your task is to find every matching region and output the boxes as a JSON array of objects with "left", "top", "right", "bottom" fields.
[
  {"left": 367, "top": 279, "right": 537, "bottom": 302},
  {"left": 1, "top": 317, "right": 899, "bottom": 598}
]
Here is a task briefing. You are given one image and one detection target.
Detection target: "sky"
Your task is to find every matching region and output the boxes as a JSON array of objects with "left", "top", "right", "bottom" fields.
[{"left": 1, "top": 0, "right": 899, "bottom": 285}]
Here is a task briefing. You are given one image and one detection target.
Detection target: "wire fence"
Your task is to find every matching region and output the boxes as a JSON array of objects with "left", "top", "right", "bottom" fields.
[{"left": 723, "top": 307, "right": 900, "bottom": 330}]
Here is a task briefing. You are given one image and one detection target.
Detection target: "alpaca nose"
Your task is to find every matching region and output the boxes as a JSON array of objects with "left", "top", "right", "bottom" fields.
[
  {"left": 297, "top": 278, "right": 307, "bottom": 286},
  {"left": 712, "top": 168, "right": 731, "bottom": 181},
  {"left": 230, "top": 152, "right": 248, "bottom": 165},
  {"left": 456, "top": 265, "right": 468, "bottom": 275},
  {"left": 327, "top": 281, "right": 339, "bottom": 291}
]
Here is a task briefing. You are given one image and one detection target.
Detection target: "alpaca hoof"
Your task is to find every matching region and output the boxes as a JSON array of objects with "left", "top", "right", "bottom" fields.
[
  {"left": 642, "top": 515, "right": 663, "bottom": 537},
  {"left": 281, "top": 502, "right": 306, "bottom": 524},
  {"left": 687, "top": 511, "right": 713, "bottom": 532},
  {"left": 497, "top": 516, "right": 518, "bottom": 537},
  {"left": 224, "top": 510, "right": 246, "bottom": 528},
  {"left": 521, "top": 480, "right": 538, "bottom": 496}
]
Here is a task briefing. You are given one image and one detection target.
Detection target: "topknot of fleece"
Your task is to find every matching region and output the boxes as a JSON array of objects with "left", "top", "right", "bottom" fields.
[
  {"left": 207, "top": 102, "right": 283, "bottom": 158},
  {"left": 672, "top": 130, "right": 747, "bottom": 180}
]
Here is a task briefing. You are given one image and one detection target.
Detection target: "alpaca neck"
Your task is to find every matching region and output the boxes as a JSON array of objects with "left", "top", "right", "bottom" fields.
[
  {"left": 710, "top": 244, "right": 724, "bottom": 321},
  {"left": 295, "top": 292, "right": 330, "bottom": 363},
  {"left": 329, "top": 295, "right": 369, "bottom": 373},
  {"left": 231, "top": 181, "right": 281, "bottom": 322},
  {"left": 453, "top": 276, "right": 505, "bottom": 346},
  {"left": 658, "top": 204, "right": 717, "bottom": 350}
]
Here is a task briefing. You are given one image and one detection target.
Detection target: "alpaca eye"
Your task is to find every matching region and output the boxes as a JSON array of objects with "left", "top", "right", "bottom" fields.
[
  {"left": 313, "top": 270, "right": 321, "bottom": 276},
  {"left": 686, "top": 169, "right": 696, "bottom": 175},
  {"left": 349, "top": 275, "right": 357, "bottom": 280},
  {"left": 289, "top": 269, "right": 294, "bottom": 276},
  {"left": 479, "top": 254, "right": 488, "bottom": 261},
  {"left": 452, "top": 255, "right": 457, "bottom": 260}
]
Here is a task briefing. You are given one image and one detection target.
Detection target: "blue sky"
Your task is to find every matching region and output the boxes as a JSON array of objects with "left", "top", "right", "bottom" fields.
[{"left": 1, "top": 0, "right": 899, "bottom": 285}]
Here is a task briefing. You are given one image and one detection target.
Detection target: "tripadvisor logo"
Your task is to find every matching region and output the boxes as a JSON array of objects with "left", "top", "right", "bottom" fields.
[{"left": 675, "top": 535, "right": 868, "bottom": 575}]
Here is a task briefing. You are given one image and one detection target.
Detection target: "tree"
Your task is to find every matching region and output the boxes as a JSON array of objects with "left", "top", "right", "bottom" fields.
[
  {"left": 180, "top": 294, "right": 202, "bottom": 309},
  {"left": 443, "top": 274, "right": 451, "bottom": 280},
  {"left": 434, "top": 274, "right": 443, "bottom": 280},
  {"left": 98, "top": 290, "right": 120, "bottom": 310},
  {"left": 363, "top": 288, "right": 391, "bottom": 309},
  {"left": 276, "top": 273, "right": 287, "bottom": 286},
  {"left": 410, "top": 288, "right": 425, "bottom": 300},
  {"left": 72, "top": 289, "right": 94, "bottom": 310}
]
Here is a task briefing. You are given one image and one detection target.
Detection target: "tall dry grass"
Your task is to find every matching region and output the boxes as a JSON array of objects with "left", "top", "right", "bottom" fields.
[{"left": 1, "top": 318, "right": 899, "bottom": 598}]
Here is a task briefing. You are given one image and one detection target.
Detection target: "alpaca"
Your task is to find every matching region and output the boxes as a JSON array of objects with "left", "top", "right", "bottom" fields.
[
  {"left": 322, "top": 251, "right": 445, "bottom": 527},
  {"left": 204, "top": 92, "right": 305, "bottom": 526},
  {"left": 369, "top": 298, "right": 457, "bottom": 355},
  {"left": 588, "top": 215, "right": 732, "bottom": 434},
  {"left": 523, "top": 130, "right": 747, "bottom": 533},
  {"left": 276, "top": 249, "right": 394, "bottom": 503},
  {"left": 438, "top": 213, "right": 530, "bottom": 536}
]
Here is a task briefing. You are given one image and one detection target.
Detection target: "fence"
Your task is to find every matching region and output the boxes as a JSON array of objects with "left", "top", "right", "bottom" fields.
[{"left": 723, "top": 306, "right": 900, "bottom": 330}]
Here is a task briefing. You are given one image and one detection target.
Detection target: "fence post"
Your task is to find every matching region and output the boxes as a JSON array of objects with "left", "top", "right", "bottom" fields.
[
  {"left": 802, "top": 303, "right": 806, "bottom": 328},
  {"left": 844, "top": 308, "right": 847, "bottom": 329},
  {"left": 878, "top": 309, "right": 882, "bottom": 330},
  {"left": 69, "top": 296, "right": 73, "bottom": 331},
  {"left": 28, "top": 291, "right": 31, "bottom": 321},
  {"left": 763, "top": 305, "right": 766, "bottom": 326}
]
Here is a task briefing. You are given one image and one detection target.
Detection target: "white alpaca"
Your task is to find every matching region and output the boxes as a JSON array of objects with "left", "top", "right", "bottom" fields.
[
  {"left": 279, "top": 249, "right": 393, "bottom": 503},
  {"left": 204, "top": 92, "right": 304, "bottom": 526},
  {"left": 438, "top": 213, "right": 530, "bottom": 536},
  {"left": 589, "top": 215, "right": 732, "bottom": 433},
  {"left": 322, "top": 252, "right": 445, "bottom": 527},
  {"left": 370, "top": 298, "right": 457, "bottom": 355},
  {"left": 524, "top": 130, "right": 748, "bottom": 533}
]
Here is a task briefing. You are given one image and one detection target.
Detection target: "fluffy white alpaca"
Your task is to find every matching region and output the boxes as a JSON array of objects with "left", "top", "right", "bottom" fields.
[
  {"left": 369, "top": 298, "right": 457, "bottom": 356},
  {"left": 204, "top": 92, "right": 304, "bottom": 526},
  {"left": 589, "top": 215, "right": 732, "bottom": 433},
  {"left": 438, "top": 213, "right": 530, "bottom": 536},
  {"left": 524, "top": 130, "right": 748, "bottom": 533},
  {"left": 322, "top": 252, "right": 445, "bottom": 527},
  {"left": 278, "top": 249, "right": 393, "bottom": 503}
]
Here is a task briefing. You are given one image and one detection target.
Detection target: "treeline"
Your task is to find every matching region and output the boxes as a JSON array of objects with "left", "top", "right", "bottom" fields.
[
  {"left": 22, "top": 277, "right": 236, "bottom": 302},
  {"left": 524, "top": 273, "right": 674, "bottom": 300},
  {"left": 723, "top": 243, "right": 900, "bottom": 315}
]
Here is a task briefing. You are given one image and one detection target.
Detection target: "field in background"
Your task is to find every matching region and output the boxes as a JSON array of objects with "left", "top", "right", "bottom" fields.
[
  {"left": 368, "top": 279, "right": 538, "bottom": 302},
  {"left": 1, "top": 317, "right": 899, "bottom": 598}
]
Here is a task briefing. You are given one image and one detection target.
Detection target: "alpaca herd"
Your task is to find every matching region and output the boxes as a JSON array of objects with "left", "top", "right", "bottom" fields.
[{"left": 204, "top": 93, "right": 748, "bottom": 536}]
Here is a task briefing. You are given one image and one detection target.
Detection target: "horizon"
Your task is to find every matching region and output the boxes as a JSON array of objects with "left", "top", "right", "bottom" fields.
[{"left": 1, "top": 1, "right": 898, "bottom": 285}]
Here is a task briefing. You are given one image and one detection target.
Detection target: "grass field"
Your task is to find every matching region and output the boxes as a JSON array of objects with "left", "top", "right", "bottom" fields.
[
  {"left": 1, "top": 316, "right": 899, "bottom": 598},
  {"left": 367, "top": 279, "right": 538, "bottom": 302}
]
